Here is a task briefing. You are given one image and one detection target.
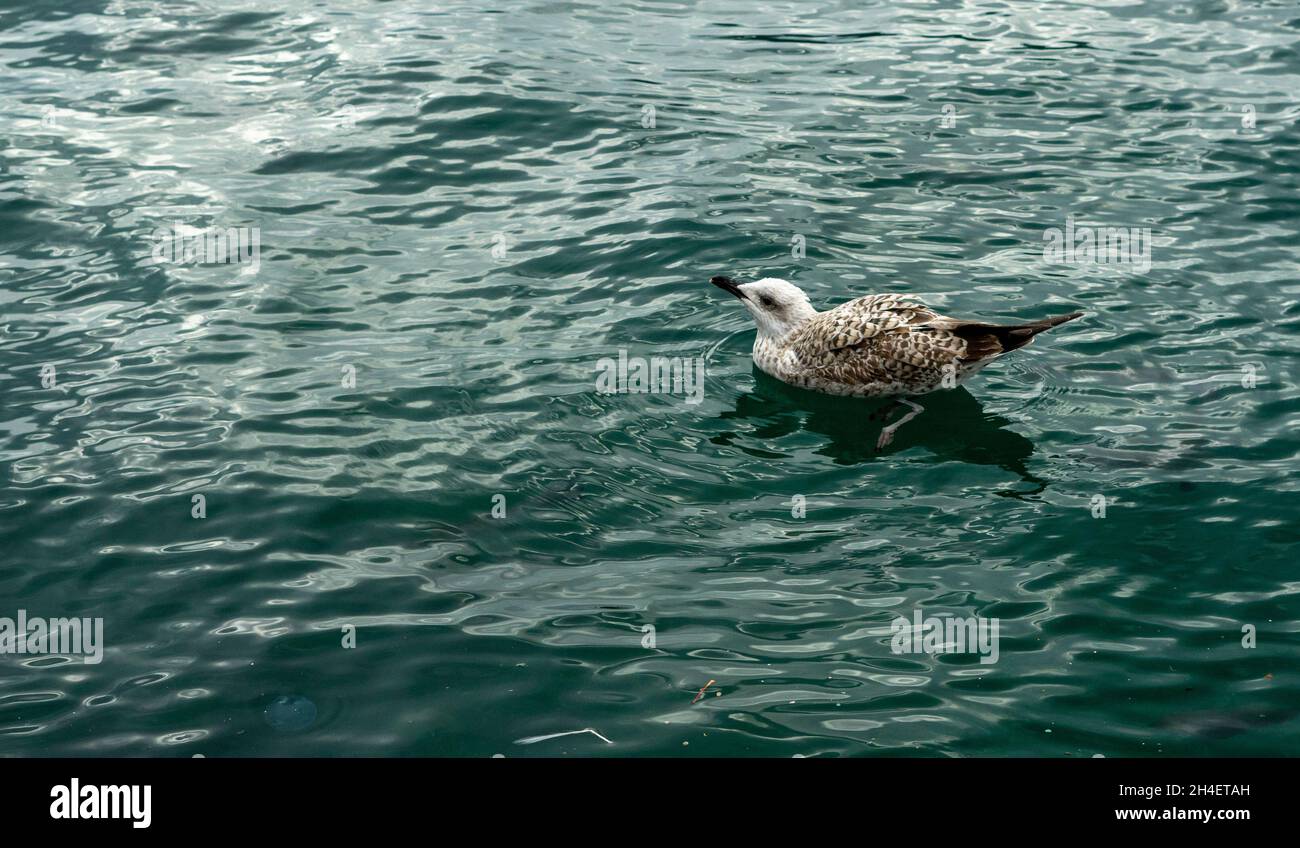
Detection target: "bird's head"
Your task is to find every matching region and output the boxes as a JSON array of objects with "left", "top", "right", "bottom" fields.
[{"left": 709, "top": 275, "right": 817, "bottom": 340}]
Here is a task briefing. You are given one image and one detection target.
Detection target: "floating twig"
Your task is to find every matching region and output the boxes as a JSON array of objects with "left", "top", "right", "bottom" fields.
[
  {"left": 691, "top": 679, "right": 717, "bottom": 705},
  {"left": 514, "top": 728, "right": 613, "bottom": 746}
]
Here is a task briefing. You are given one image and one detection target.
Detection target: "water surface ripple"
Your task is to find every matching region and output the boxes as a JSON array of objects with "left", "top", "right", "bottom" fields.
[{"left": 1, "top": 0, "right": 1297, "bottom": 756}]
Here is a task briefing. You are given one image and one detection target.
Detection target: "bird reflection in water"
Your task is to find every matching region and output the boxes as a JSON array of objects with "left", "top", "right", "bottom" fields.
[{"left": 713, "top": 368, "right": 1047, "bottom": 497}]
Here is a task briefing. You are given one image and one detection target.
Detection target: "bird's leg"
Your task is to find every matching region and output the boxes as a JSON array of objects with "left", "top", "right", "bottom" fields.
[
  {"left": 869, "top": 400, "right": 902, "bottom": 422},
  {"left": 876, "top": 399, "right": 924, "bottom": 451}
]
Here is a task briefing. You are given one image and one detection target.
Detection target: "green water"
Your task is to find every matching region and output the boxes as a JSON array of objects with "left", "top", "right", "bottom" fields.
[{"left": 1, "top": 0, "right": 1297, "bottom": 757}]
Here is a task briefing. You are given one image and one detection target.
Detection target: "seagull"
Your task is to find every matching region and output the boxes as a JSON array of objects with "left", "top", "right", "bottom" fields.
[{"left": 709, "top": 276, "right": 1082, "bottom": 450}]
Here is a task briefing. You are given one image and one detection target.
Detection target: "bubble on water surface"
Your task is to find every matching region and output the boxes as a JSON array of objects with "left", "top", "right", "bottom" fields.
[{"left": 264, "top": 695, "right": 318, "bottom": 732}]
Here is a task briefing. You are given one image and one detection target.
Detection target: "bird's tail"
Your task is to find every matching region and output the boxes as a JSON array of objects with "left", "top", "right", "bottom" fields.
[{"left": 953, "top": 311, "right": 1083, "bottom": 357}]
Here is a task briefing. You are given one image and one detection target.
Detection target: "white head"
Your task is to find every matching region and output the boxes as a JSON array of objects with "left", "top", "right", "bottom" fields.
[{"left": 710, "top": 276, "right": 817, "bottom": 340}]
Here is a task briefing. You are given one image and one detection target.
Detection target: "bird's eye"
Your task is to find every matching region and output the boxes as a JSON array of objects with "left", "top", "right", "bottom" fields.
[{"left": 760, "top": 296, "right": 776, "bottom": 308}]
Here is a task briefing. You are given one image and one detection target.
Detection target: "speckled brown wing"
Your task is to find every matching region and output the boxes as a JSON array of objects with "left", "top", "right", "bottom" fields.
[{"left": 785, "top": 295, "right": 971, "bottom": 390}]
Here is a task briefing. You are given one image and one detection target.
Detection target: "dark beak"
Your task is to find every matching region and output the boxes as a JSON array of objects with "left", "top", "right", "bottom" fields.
[{"left": 710, "top": 275, "right": 747, "bottom": 300}]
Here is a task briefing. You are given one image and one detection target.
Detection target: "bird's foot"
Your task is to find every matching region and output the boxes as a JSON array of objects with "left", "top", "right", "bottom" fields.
[{"left": 874, "top": 399, "right": 925, "bottom": 452}]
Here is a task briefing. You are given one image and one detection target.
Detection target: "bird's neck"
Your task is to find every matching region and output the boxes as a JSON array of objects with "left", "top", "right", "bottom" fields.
[{"left": 754, "top": 306, "right": 818, "bottom": 345}]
